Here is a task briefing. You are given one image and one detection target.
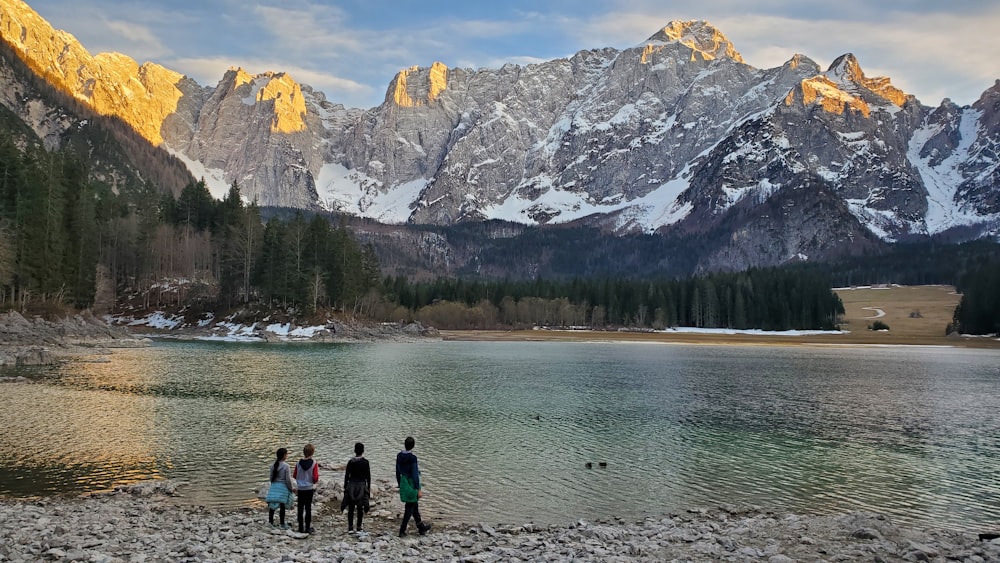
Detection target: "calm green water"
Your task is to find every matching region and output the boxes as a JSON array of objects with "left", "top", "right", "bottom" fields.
[{"left": 1, "top": 341, "right": 999, "bottom": 530}]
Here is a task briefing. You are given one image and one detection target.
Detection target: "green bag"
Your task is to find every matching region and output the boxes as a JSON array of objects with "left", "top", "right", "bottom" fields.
[{"left": 398, "top": 475, "right": 419, "bottom": 503}]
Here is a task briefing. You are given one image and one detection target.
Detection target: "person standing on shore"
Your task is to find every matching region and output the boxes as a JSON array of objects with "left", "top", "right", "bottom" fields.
[
  {"left": 341, "top": 442, "right": 371, "bottom": 532},
  {"left": 293, "top": 443, "right": 319, "bottom": 534},
  {"left": 396, "top": 436, "right": 431, "bottom": 537},
  {"left": 265, "top": 447, "right": 295, "bottom": 529}
]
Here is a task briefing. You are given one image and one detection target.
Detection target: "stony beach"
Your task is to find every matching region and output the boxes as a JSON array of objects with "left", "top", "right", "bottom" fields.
[{"left": 0, "top": 481, "right": 997, "bottom": 562}]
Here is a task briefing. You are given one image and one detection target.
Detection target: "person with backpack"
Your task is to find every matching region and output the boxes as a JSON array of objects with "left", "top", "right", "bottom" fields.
[{"left": 395, "top": 436, "right": 431, "bottom": 537}]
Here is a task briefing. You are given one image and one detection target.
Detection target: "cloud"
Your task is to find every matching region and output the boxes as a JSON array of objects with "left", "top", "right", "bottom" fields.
[
  {"left": 27, "top": 0, "right": 198, "bottom": 61},
  {"left": 438, "top": 18, "right": 536, "bottom": 39},
  {"left": 251, "top": 3, "right": 364, "bottom": 56},
  {"left": 475, "top": 56, "right": 550, "bottom": 69},
  {"left": 564, "top": 3, "right": 1000, "bottom": 105},
  {"left": 28, "top": 0, "right": 1000, "bottom": 108},
  {"left": 711, "top": 11, "right": 1000, "bottom": 105},
  {"left": 103, "top": 19, "right": 171, "bottom": 59},
  {"left": 167, "top": 56, "right": 374, "bottom": 107}
]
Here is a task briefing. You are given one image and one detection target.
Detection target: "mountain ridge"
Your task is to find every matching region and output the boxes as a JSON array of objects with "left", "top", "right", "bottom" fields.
[{"left": 1, "top": 0, "right": 998, "bottom": 276}]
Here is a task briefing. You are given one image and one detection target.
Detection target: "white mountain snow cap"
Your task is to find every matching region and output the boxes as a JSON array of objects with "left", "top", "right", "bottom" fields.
[{"left": 646, "top": 20, "right": 745, "bottom": 63}]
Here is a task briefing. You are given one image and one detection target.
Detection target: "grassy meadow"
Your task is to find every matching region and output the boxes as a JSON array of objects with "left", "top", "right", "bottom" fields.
[{"left": 442, "top": 285, "right": 1000, "bottom": 348}]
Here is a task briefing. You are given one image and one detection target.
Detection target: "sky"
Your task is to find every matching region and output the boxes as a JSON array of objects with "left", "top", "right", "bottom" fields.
[{"left": 22, "top": 0, "right": 1000, "bottom": 109}]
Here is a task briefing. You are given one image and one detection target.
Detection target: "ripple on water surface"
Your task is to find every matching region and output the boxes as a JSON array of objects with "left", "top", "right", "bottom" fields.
[{"left": 1, "top": 341, "right": 998, "bottom": 530}]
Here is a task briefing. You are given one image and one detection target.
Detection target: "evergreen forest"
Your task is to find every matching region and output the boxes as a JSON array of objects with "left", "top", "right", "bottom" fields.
[
  {"left": 0, "top": 131, "right": 379, "bottom": 316},
  {"left": 385, "top": 271, "right": 845, "bottom": 331},
  {"left": 1, "top": 128, "right": 999, "bottom": 334},
  {"left": 951, "top": 260, "right": 1000, "bottom": 335}
]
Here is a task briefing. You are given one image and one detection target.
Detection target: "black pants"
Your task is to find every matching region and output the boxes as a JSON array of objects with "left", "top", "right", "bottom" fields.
[
  {"left": 347, "top": 502, "right": 364, "bottom": 530},
  {"left": 297, "top": 489, "right": 314, "bottom": 532},
  {"left": 268, "top": 505, "right": 286, "bottom": 525},
  {"left": 400, "top": 501, "right": 422, "bottom": 534}
]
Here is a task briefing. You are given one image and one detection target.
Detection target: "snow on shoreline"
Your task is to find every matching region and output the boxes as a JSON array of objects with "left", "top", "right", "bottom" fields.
[
  {"left": 656, "top": 327, "right": 846, "bottom": 336},
  {"left": 119, "top": 311, "right": 848, "bottom": 343},
  {"left": 110, "top": 312, "right": 439, "bottom": 343}
]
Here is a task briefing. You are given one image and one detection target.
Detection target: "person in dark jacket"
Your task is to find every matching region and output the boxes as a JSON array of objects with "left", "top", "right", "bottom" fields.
[
  {"left": 395, "top": 436, "right": 431, "bottom": 537},
  {"left": 341, "top": 442, "right": 371, "bottom": 532}
]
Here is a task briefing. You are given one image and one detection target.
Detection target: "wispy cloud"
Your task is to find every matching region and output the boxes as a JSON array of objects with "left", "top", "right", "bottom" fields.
[
  {"left": 712, "top": 11, "right": 1000, "bottom": 105},
  {"left": 102, "top": 19, "right": 171, "bottom": 59},
  {"left": 168, "top": 56, "right": 372, "bottom": 101},
  {"left": 565, "top": 3, "right": 1000, "bottom": 104},
  {"left": 25, "top": 0, "right": 1000, "bottom": 108},
  {"left": 252, "top": 3, "right": 364, "bottom": 55}
]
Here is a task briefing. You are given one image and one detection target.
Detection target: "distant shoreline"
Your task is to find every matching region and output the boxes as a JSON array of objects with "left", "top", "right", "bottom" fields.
[{"left": 440, "top": 328, "right": 1000, "bottom": 349}]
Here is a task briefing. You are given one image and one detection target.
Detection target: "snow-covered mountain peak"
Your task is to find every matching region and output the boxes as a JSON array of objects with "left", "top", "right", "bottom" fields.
[
  {"left": 646, "top": 20, "right": 744, "bottom": 63},
  {"left": 2, "top": 0, "right": 998, "bottom": 261}
]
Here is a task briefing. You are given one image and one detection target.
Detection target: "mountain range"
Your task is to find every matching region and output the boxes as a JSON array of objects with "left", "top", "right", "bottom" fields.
[{"left": 1, "top": 0, "right": 998, "bottom": 277}]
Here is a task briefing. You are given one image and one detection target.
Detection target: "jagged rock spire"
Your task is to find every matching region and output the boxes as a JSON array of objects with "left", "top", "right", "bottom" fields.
[{"left": 647, "top": 20, "right": 744, "bottom": 63}]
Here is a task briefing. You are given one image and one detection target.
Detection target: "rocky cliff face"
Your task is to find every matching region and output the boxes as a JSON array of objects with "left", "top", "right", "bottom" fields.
[
  {"left": 1, "top": 0, "right": 998, "bottom": 270},
  {"left": 0, "top": 0, "right": 190, "bottom": 146},
  {"left": 0, "top": 29, "right": 193, "bottom": 195}
]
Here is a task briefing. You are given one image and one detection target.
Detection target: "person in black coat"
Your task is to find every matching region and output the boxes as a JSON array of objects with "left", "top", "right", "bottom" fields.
[{"left": 341, "top": 442, "right": 371, "bottom": 532}]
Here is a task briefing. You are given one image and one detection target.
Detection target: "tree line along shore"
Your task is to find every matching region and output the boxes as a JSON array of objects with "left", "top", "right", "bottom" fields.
[{"left": 3, "top": 129, "right": 1000, "bottom": 338}]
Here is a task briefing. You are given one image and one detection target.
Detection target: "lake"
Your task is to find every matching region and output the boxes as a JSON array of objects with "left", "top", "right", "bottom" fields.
[{"left": 1, "top": 340, "right": 998, "bottom": 531}]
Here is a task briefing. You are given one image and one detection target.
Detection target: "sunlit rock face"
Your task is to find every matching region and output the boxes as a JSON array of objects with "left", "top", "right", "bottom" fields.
[
  {"left": 678, "top": 53, "right": 933, "bottom": 247},
  {"left": 391, "top": 62, "right": 449, "bottom": 108},
  {"left": 1, "top": 0, "right": 998, "bottom": 253},
  {"left": 647, "top": 20, "right": 745, "bottom": 63},
  {"left": 0, "top": 0, "right": 338, "bottom": 207},
  {"left": 785, "top": 54, "right": 911, "bottom": 118},
  {"left": 0, "top": 0, "right": 189, "bottom": 145},
  {"left": 172, "top": 68, "right": 328, "bottom": 207}
]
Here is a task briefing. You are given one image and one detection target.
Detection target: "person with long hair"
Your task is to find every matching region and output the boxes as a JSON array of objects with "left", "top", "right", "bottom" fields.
[{"left": 265, "top": 447, "right": 295, "bottom": 529}]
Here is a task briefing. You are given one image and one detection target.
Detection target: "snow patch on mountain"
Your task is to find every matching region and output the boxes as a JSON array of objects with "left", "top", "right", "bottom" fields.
[
  {"left": 637, "top": 176, "right": 695, "bottom": 231},
  {"left": 720, "top": 179, "right": 782, "bottom": 211},
  {"left": 845, "top": 200, "right": 898, "bottom": 241},
  {"left": 241, "top": 80, "right": 265, "bottom": 106},
  {"left": 908, "top": 108, "right": 986, "bottom": 233},
  {"left": 479, "top": 171, "right": 692, "bottom": 229},
  {"left": 316, "top": 163, "right": 426, "bottom": 223},
  {"left": 167, "top": 148, "right": 231, "bottom": 199}
]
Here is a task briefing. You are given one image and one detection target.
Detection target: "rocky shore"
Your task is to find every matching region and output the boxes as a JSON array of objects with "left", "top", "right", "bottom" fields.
[
  {"left": 0, "top": 311, "right": 149, "bottom": 368},
  {"left": 0, "top": 481, "right": 997, "bottom": 562},
  {"left": 112, "top": 308, "right": 441, "bottom": 344},
  {"left": 0, "top": 309, "right": 442, "bottom": 370}
]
